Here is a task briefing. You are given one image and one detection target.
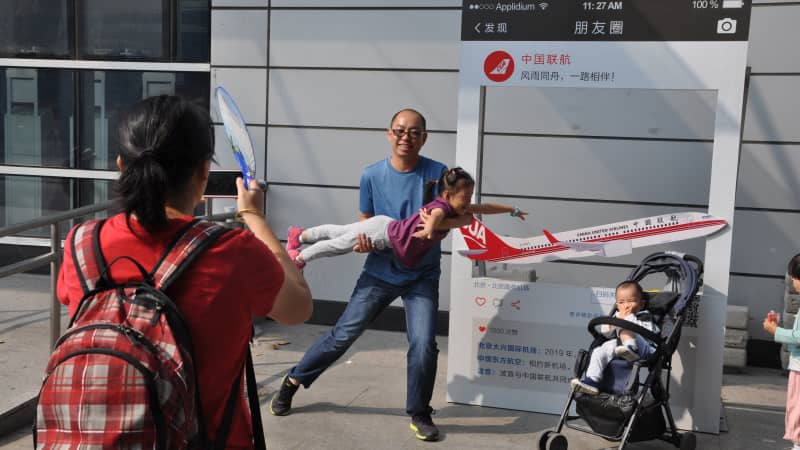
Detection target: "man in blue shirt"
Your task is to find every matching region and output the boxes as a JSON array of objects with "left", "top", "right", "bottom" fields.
[{"left": 270, "top": 109, "right": 469, "bottom": 441}]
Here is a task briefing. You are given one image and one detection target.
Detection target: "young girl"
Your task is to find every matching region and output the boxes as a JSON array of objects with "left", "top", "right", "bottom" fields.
[
  {"left": 286, "top": 167, "right": 527, "bottom": 269},
  {"left": 764, "top": 253, "right": 800, "bottom": 450}
]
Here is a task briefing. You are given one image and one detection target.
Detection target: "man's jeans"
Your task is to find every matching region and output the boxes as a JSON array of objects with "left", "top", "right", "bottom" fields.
[{"left": 289, "top": 271, "right": 439, "bottom": 416}]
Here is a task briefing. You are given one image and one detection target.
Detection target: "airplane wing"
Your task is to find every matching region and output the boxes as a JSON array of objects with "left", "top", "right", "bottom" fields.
[{"left": 542, "top": 229, "right": 632, "bottom": 258}]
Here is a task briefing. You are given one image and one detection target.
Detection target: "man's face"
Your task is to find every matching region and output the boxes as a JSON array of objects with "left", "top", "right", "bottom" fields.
[{"left": 387, "top": 111, "right": 427, "bottom": 160}]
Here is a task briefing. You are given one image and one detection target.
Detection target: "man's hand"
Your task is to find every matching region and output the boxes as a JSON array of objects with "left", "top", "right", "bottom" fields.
[{"left": 352, "top": 233, "right": 375, "bottom": 253}]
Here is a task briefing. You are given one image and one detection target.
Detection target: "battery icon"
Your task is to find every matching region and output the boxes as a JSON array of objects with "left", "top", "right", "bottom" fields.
[{"left": 722, "top": 0, "right": 743, "bottom": 7}]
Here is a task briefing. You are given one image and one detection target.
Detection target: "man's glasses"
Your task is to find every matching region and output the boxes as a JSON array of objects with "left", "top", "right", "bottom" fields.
[{"left": 390, "top": 128, "right": 425, "bottom": 139}]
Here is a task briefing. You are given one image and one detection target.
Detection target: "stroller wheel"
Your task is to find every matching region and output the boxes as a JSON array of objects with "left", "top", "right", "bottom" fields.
[
  {"left": 537, "top": 431, "right": 552, "bottom": 450},
  {"left": 539, "top": 430, "right": 553, "bottom": 450},
  {"left": 545, "top": 432, "right": 568, "bottom": 450},
  {"left": 679, "top": 432, "right": 697, "bottom": 450}
]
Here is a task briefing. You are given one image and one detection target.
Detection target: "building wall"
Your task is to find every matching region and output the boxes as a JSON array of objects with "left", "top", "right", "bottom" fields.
[{"left": 209, "top": 0, "right": 800, "bottom": 342}]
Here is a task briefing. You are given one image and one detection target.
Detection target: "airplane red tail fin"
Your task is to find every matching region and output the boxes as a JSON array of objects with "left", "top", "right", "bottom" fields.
[
  {"left": 543, "top": 229, "right": 560, "bottom": 244},
  {"left": 458, "top": 218, "right": 520, "bottom": 261}
]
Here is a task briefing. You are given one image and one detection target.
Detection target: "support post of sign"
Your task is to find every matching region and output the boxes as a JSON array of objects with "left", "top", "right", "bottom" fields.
[
  {"left": 454, "top": 84, "right": 486, "bottom": 278},
  {"left": 692, "top": 58, "right": 749, "bottom": 432}
]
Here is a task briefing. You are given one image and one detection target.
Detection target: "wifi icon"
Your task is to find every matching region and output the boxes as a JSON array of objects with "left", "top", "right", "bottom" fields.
[{"left": 539, "top": 2, "right": 549, "bottom": 10}]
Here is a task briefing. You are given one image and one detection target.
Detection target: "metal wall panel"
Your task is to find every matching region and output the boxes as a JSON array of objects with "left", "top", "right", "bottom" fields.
[
  {"left": 268, "top": 69, "right": 458, "bottom": 130},
  {"left": 212, "top": 0, "right": 267, "bottom": 7},
  {"left": 748, "top": 5, "right": 800, "bottom": 73},
  {"left": 211, "top": 68, "right": 267, "bottom": 124},
  {"left": 730, "top": 210, "right": 800, "bottom": 276},
  {"left": 270, "top": 10, "right": 459, "bottom": 69},
  {"left": 266, "top": 127, "right": 456, "bottom": 186},
  {"left": 211, "top": 10, "right": 268, "bottom": 67},
  {"left": 737, "top": 143, "right": 800, "bottom": 210},
  {"left": 743, "top": 75, "right": 800, "bottom": 142}
]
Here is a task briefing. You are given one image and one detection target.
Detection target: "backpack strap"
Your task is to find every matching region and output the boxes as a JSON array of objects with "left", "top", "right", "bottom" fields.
[
  {"left": 245, "top": 346, "right": 267, "bottom": 450},
  {"left": 149, "top": 219, "right": 230, "bottom": 292},
  {"left": 69, "top": 219, "right": 108, "bottom": 295},
  {"left": 144, "top": 219, "right": 235, "bottom": 447}
]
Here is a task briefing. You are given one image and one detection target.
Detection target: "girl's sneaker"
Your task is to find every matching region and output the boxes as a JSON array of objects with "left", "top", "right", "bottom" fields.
[
  {"left": 287, "top": 226, "right": 303, "bottom": 251},
  {"left": 288, "top": 249, "right": 305, "bottom": 270}
]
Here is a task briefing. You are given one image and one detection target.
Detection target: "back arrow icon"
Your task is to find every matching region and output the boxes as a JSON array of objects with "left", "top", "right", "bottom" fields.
[{"left": 475, "top": 22, "right": 481, "bottom": 33}]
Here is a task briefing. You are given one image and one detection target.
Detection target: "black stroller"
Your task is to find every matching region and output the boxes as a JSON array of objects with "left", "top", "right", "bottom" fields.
[{"left": 539, "top": 252, "right": 703, "bottom": 450}]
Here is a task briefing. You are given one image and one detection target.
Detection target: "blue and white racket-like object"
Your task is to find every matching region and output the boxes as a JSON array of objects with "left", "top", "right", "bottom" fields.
[{"left": 214, "top": 86, "right": 266, "bottom": 190}]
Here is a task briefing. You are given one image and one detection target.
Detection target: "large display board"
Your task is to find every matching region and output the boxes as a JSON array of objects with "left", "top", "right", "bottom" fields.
[{"left": 448, "top": 0, "right": 751, "bottom": 433}]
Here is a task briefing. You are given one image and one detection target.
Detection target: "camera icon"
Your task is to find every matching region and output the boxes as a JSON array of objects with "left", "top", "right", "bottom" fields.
[{"left": 717, "top": 18, "right": 737, "bottom": 34}]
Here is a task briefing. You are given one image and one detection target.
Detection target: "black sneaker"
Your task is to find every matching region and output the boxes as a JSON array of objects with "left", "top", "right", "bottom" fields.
[
  {"left": 410, "top": 413, "right": 439, "bottom": 441},
  {"left": 269, "top": 375, "right": 299, "bottom": 416}
]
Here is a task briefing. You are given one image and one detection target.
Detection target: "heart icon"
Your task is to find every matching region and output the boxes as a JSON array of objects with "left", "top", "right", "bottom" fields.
[
  {"left": 478, "top": 326, "right": 487, "bottom": 332},
  {"left": 474, "top": 296, "right": 487, "bottom": 307}
]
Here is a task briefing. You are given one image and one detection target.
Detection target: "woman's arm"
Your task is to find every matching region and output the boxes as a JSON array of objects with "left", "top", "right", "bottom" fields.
[{"left": 237, "top": 178, "right": 312, "bottom": 324}]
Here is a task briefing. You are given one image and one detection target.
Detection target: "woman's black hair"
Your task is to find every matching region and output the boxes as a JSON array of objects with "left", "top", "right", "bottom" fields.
[
  {"left": 788, "top": 253, "right": 800, "bottom": 279},
  {"left": 423, "top": 167, "right": 476, "bottom": 204},
  {"left": 115, "top": 95, "right": 215, "bottom": 233}
]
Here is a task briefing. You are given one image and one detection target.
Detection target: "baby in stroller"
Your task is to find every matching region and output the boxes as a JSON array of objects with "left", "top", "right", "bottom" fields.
[
  {"left": 539, "top": 252, "right": 702, "bottom": 450},
  {"left": 570, "top": 280, "right": 660, "bottom": 396}
]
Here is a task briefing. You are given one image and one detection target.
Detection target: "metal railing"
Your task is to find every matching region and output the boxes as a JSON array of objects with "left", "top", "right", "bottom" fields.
[
  {"left": 0, "top": 198, "right": 235, "bottom": 349},
  {"left": 0, "top": 200, "right": 114, "bottom": 349}
]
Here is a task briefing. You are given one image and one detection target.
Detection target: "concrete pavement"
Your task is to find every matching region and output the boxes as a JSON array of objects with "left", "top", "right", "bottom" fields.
[{"left": 0, "top": 273, "right": 792, "bottom": 449}]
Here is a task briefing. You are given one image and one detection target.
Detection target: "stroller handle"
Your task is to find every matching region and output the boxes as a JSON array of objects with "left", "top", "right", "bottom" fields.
[{"left": 587, "top": 316, "right": 664, "bottom": 348}]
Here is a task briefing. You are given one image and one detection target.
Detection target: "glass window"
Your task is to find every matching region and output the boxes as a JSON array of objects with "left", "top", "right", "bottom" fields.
[
  {"left": 77, "top": 0, "right": 169, "bottom": 60},
  {"left": 0, "top": 0, "right": 71, "bottom": 58},
  {"left": 0, "top": 68, "right": 75, "bottom": 170},
  {"left": 76, "top": 70, "right": 210, "bottom": 170},
  {"left": 177, "top": 0, "right": 211, "bottom": 62},
  {"left": 1, "top": 67, "right": 209, "bottom": 171},
  {"left": 0, "top": 175, "right": 110, "bottom": 237}
]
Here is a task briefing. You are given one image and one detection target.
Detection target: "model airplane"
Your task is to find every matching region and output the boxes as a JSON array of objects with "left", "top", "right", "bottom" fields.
[{"left": 459, "top": 212, "right": 726, "bottom": 264}]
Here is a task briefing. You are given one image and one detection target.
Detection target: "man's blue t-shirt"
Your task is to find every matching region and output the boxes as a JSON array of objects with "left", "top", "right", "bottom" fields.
[{"left": 359, "top": 156, "right": 447, "bottom": 285}]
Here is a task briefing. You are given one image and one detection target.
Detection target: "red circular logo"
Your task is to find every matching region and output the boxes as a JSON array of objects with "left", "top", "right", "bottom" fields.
[{"left": 483, "top": 50, "right": 514, "bottom": 83}]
